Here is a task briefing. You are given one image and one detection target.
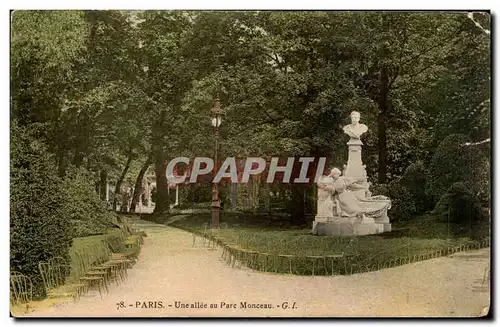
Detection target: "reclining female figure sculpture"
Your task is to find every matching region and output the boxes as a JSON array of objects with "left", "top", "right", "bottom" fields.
[{"left": 318, "top": 168, "right": 391, "bottom": 219}]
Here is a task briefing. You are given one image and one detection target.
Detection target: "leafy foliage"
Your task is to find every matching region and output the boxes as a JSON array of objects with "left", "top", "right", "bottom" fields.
[
  {"left": 10, "top": 122, "right": 73, "bottom": 298},
  {"left": 426, "top": 134, "right": 488, "bottom": 204},
  {"left": 61, "top": 167, "right": 118, "bottom": 237},
  {"left": 371, "top": 182, "right": 416, "bottom": 222},
  {"left": 399, "top": 161, "right": 432, "bottom": 214},
  {"left": 432, "top": 182, "right": 488, "bottom": 239}
]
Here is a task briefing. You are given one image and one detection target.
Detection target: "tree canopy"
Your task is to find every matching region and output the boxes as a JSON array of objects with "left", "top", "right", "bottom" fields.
[{"left": 11, "top": 10, "right": 491, "bottom": 217}]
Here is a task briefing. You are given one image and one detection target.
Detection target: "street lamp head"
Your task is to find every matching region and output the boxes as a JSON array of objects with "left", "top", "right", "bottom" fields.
[{"left": 211, "top": 116, "right": 222, "bottom": 128}]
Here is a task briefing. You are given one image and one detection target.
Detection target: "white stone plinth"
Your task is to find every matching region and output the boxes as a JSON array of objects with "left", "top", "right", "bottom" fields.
[
  {"left": 312, "top": 215, "right": 330, "bottom": 233},
  {"left": 373, "top": 215, "right": 392, "bottom": 233},
  {"left": 312, "top": 217, "right": 384, "bottom": 236}
]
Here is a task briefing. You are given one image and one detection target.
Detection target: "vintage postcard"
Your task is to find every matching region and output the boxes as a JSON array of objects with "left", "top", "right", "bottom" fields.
[{"left": 9, "top": 9, "right": 491, "bottom": 318}]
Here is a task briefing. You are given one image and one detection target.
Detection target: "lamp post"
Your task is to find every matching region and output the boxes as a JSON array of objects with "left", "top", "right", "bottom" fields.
[{"left": 211, "top": 98, "right": 222, "bottom": 227}]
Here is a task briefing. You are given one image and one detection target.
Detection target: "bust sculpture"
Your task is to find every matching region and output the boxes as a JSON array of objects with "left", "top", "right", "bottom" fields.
[{"left": 343, "top": 111, "right": 368, "bottom": 140}]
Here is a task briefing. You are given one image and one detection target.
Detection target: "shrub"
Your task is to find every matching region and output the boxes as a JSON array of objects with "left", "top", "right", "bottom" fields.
[
  {"left": 186, "top": 184, "right": 212, "bottom": 204},
  {"left": 61, "top": 167, "right": 117, "bottom": 238},
  {"left": 426, "top": 134, "right": 489, "bottom": 204},
  {"left": 370, "top": 181, "right": 416, "bottom": 222},
  {"left": 388, "top": 181, "right": 417, "bottom": 222},
  {"left": 399, "top": 161, "right": 431, "bottom": 213},
  {"left": 10, "top": 123, "right": 73, "bottom": 298},
  {"left": 470, "top": 155, "right": 491, "bottom": 207},
  {"left": 433, "top": 182, "right": 489, "bottom": 240},
  {"left": 433, "top": 182, "right": 487, "bottom": 223},
  {"left": 369, "top": 183, "right": 389, "bottom": 198}
]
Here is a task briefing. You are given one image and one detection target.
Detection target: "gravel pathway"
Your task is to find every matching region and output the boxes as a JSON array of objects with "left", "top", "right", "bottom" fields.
[{"left": 18, "top": 221, "right": 490, "bottom": 318}]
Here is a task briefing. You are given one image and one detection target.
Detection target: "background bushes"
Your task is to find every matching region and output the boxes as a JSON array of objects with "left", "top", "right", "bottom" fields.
[
  {"left": 432, "top": 182, "right": 489, "bottom": 239},
  {"left": 61, "top": 167, "right": 117, "bottom": 237},
  {"left": 426, "top": 134, "right": 489, "bottom": 204},
  {"left": 371, "top": 181, "right": 415, "bottom": 223},
  {"left": 433, "top": 182, "right": 486, "bottom": 223},
  {"left": 370, "top": 134, "right": 490, "bottom": 227},
  {"left": 399, "top": 161, "right": 432, "bottom": 213},
  {"left": 370, "top": 161, "right": 429, "bottom": 223}
]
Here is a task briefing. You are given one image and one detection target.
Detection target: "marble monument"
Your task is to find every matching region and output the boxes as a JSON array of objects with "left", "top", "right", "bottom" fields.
[{"left": 312, "top": 111, "right": 392, "bottom": 236}]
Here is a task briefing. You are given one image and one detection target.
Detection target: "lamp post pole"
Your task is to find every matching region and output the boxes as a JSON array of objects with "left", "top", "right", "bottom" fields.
[{"left": 211, "top": 98, "right": 222, "bottom": 227}]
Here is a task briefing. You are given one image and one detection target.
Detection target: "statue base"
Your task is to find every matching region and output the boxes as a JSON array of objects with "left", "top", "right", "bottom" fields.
[
  {"left": 312, "top": 216, "right": 385, "bottom": 236},
  {"left": 373, "top": 215, "right": 392, "bottom": 233}
]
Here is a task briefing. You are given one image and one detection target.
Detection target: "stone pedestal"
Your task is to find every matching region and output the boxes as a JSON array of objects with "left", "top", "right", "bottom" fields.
[
  {"left": 345, "top": 139, "right": 364, "bottom": 177},
  {"left": 312, "top": 215, "right": 329, "bottom": 233},
  {"left": 313, "top": 217, "right": 384, "bottom": 236},
  {"left": 373, "top": 215, "right": 392, "bottom": 233},
  {"left": 344, "top": 139, "right": 371, "bottom": 199}
]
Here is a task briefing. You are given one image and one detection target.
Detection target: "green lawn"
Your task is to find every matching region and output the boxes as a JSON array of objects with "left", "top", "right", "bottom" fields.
[{"left": 169, "top": 213, "right": 488, "bottom": 275}]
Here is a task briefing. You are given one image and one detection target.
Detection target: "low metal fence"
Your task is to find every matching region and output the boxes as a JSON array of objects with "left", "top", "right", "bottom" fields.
[{"left": 186, "top": 227, "right": 490, "bottom": 276}]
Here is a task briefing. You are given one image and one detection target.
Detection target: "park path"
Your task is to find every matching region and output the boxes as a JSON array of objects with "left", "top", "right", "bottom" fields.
[{"left": 19, "top": 220, "right": 490, "bottom": 318}]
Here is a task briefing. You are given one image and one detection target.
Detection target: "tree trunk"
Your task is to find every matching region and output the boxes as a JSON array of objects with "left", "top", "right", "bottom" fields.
[
  {"left": 304, "top": 184, "right": 314, "bottom": 216},
  {"left": 290, "top": 185, "right": 306, "bottom": 226},
  {"left": 151, "top": 107, "right": 170, "bottom": 215},
  {"left": 153, "top": 149, "right": 170, "bottom": 214},
  {"left": 253, "top": 177, "right": 260, "bottom": 208},
  {"left": 230, "top": 183, "right": 237, "bottom": 210},
  {"left": 72, "top": 152, "right": 84, "bottom": 168},
  {"left": 130, "top": 154, "right": 152, "bottom": 213},
  {"left": 99, "top": 170, "right": 107, "bottom": 201},
  {"left": 57, "top": 151, "right": 67, "bottom": 178},
  {"left": 264, "top": 182, "right": 271, "bottom": 212},
  {"left": 113, "top": 152, "right": 134, "bottom": 211},
  {"left": 247, "top": 176, "right": 253, "bottom": 209},
  {"left": 377, "top": 66, "right": 390, "bottom": 183}
]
